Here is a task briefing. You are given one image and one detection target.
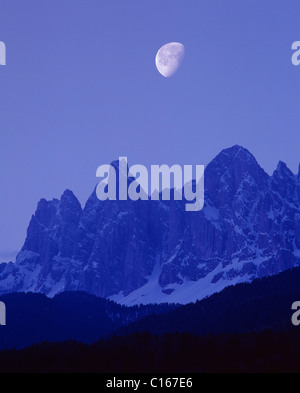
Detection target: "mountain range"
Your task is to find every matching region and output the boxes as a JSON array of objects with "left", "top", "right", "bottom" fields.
[
  {"left": 1, "top": 145, "right": 300, "bottom": 304},
  {"left": 0, "top": 264, "right": 299, "bottom": 351}
]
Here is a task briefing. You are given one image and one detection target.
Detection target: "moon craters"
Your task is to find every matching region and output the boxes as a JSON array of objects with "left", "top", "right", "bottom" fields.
[{"left": 155, "top": 42, "right": 185, "bottom": 78}]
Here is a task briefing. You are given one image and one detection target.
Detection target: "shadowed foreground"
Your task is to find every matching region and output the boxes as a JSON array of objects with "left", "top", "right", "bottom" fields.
[{"left": 1, "top": 330, "right": 300, "bottom": 373}]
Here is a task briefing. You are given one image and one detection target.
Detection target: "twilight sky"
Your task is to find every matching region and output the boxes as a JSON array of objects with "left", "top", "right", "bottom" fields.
[{"left": 1, "top": 0, "right": 300, "bottom": 261}]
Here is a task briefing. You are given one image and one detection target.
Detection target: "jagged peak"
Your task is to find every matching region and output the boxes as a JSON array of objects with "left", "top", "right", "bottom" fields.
[
  {"left": 273, "top": 160, "right": 294, "bottom": 178},
  {"left": 109, "top": 158, "right": 131, "bottom": 179},
  {"left": 206, "top": 145, "right": 267, "bottom": 179},
  {"left": 61, "top": 189, "right": 81, "bottom": 205},
  {"left": 110, "top": 159, "right": 120, "bottom": 170},
  {"left": 61, "top": 189, "right": 76, "bottom": 199},
  {"left": 276, "top": 160, "right": 288, "bottom": 170},
  {"left": 220, "top": 144, "right": 249, "bottom": 156},
  {"left": 221, "top": 145, "right": 260, "bottom": 165},
  {"left": 36, "top": 197, "right": 59, "bottom": 209},
  {"left": 59, "top": 189, "right": 82, "bottom": 216},
  {"left": 209, "top": 145, "right": 259, "bottom": 167},
  {"left": 34, "top": 190, "right": 82, "bottom": 219}
]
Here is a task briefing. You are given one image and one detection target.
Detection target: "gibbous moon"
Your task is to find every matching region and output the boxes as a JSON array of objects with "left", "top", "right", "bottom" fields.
[{"left": 155, "top": 42, "right": 185, "bottom": 78}]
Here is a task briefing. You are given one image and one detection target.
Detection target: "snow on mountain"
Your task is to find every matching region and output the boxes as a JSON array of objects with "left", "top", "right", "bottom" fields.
[{"left": 1, "top": 145, "right": 300, "bottom": 304}]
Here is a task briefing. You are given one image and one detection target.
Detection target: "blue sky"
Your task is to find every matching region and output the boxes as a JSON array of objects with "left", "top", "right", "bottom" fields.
[{"left": 1, "top": 0, "right": 300, "bottom": 261}]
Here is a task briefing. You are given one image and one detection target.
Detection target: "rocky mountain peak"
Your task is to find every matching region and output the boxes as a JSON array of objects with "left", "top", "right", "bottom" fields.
[
  {"left": 1, "top": 146, "right": 300, "bottom": 304},
  {"left": 205, "top": 145, "right": 268, "bottom": 209},
  {"left": 274, "top": 160, "right": 294, "bottom": 177}
]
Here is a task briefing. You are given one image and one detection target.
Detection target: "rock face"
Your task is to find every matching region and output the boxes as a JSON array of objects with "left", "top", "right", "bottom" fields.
[
  {"left": 0, "top": 145, "right": 300, "bottom": 304},
  {"left": 0, "top": 190, "right": 82, "bottom": 296}
]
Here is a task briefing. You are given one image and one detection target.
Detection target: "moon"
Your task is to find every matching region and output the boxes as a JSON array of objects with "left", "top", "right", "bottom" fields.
[{"left": 155, "top": 42, "right": 185, "bottom": 78}]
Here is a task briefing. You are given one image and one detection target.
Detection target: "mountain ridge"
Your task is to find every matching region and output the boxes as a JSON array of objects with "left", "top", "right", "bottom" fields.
[
  {"left": 1, "top": 263, "right": 300, "bottom": 351},
  {"left": 1, "top": 145, "right": 300, "bottom": 304}
]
